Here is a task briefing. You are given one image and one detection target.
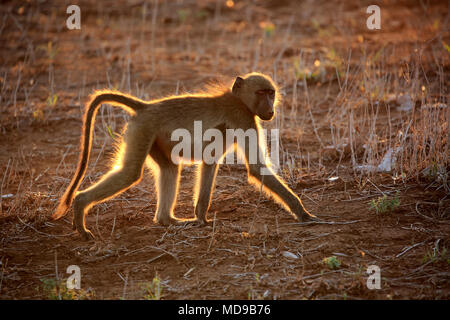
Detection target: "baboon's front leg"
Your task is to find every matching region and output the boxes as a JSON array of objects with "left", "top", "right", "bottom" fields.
[
  {"left": 243, "top": 142, "right": 317, "bottom": 222},
  {"left": 247, "top": 163, "right": 316, "bottom": 221},
  {"left": 194, "top": 162, "right": 219, "bottom": 224}
]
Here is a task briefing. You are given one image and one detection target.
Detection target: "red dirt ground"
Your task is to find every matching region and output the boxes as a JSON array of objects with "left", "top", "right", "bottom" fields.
[{"left": 0, "top": 0, "right": 449, "bottom": 299}]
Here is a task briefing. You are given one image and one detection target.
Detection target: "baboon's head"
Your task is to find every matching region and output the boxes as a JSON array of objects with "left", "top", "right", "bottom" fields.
[{"left": 232, "top": 72, "right": 279, "bottom": 121}]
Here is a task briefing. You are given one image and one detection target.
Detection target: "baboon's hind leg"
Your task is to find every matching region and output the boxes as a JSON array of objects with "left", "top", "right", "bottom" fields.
[
  {"left": 73, "top": 125, "right": 153, "bottom": 240},
  {"left": 149, "top": 144, "right": 181, "bottom": 225}
]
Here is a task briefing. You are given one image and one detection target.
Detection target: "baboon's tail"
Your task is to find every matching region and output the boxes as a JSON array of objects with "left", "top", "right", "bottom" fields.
[{"left": 52, "top": 90, "right": 147, "bottom": 220}]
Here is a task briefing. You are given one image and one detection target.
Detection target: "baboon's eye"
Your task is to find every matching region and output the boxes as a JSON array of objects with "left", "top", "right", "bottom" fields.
[{"left": 256, "top": 89, "right": 275, "bottom": 98}]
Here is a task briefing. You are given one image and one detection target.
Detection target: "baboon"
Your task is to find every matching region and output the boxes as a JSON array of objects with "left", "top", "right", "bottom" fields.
[{"left": 53, "top": 72, "right": 317, "bottom": 240}]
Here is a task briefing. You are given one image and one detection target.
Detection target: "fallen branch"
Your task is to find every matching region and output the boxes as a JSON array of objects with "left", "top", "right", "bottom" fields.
[
  {"left": 415, "top": 202, "right": 450, "bottom": 224},
  {"left": 17, "top": 217, "right": 73, "bottom": 238},
  {"left": 396, "top": 241, "right": 427, "bottom": 258},
  {"left": 281, "top": 219, "right": 364, "bottom": 227}
]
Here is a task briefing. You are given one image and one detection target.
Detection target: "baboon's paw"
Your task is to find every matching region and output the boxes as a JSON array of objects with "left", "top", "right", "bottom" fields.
[
  {"left": 153, "top": 214, "right": 172, "bottom": 226},
  {"left": 154, "top": 217, "right": 188, "bottom": 226},
  {"left": 183, "top": 218, "right": 212, "bottom": 227},
  {"left": 154, "top": 219, "right": 170, "bottom": 226},
  {"left": 195, "top": 218, "right": 213, "bottom": 226},
  {"left": 79, "top": 229, "right": 95, "bottom": 241},
  {"left": 298, "top": 212, "right": 321, "bottom": 223}
]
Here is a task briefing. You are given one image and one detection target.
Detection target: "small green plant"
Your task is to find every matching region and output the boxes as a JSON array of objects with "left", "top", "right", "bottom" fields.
[
  {"left": 259, "top": 21, "right": 275, "bottom": 37},
  {"left": 371, "top": 46, "right": 384, "bottom": 63},
  {"left": 33, "top": 93, "right": 58, "bottom": 122},
  {"left": 40, "top": 278, "right": 94, "bottom": 300},
  {"left": 443, "top": 41, "right": 450, "bottom": 53},
  {"left": 177, "top": 9, "right": 190, "bottom": 23},
  {"left": 247, "top": 286, "right": 260, "bottom": 300},
  {"left": 46, "top": 93, "right": 58, "bottom": 107},
  {"left": 422, "top": 162, "right": 447, "bottom": 183},
  {"left": 326, "top": 48, "right": 343, "bottom": 72},
  {"left": 294, "top": 60, "right": 321, "bottom": 82},
  {"left": 194, "top": 9, "right": 208, "bottom": 19},
  {"left": 311, "top": 19, "right": 336, "bottom": 38},
  {"left": 422, "top": 247, "right": 449, "bottom": 264},
  {"left": 369, "top": 192, "right": 400, "bottom": 214},
  {"left": 293, "top": 50, "right": 342, "bottom": 83},
  {"left": 38, "top": 41, "right": 59, "bottom": 61},
  {"left": 142, "top": 274, "right": 163, "bottom": 300},
  {"left": 323, "top": 256, "right": 341, "bottom": 269},
  {"left": 32, "top": 109, "right": 45, "bottom": 121},
  {"left": 247, "top": 273, "right": 263, "bottom": 300}
]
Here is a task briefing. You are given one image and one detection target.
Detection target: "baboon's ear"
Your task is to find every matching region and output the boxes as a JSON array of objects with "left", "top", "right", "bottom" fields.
[{"left": 232, "top": 76, "right": 244, "bottom": 93}]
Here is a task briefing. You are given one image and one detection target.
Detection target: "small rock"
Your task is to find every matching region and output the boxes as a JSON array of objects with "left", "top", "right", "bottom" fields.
[{"left": 282, "top": 251, "right": 299, "bottom": 259}]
